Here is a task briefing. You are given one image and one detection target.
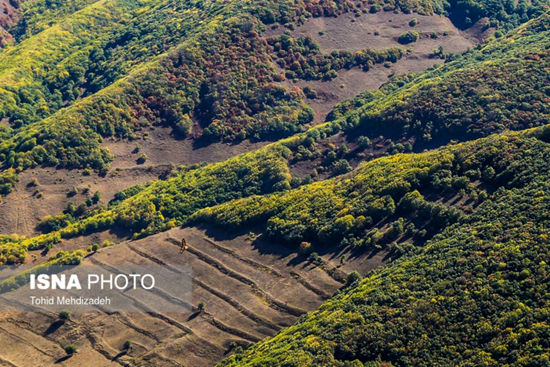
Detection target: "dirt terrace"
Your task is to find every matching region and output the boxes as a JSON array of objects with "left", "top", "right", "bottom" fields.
[{"left": 0, "top": 226, "right": 386, "bottom": 366}]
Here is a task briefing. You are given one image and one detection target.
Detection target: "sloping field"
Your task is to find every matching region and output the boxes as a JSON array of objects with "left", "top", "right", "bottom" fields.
[{"left": 0, "top": 225, "right": 383, "bottom": 366}]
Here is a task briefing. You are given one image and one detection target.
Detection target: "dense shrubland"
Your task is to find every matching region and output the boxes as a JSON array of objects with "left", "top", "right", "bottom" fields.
[
  {"left": 192, "top": 130, "right": 548, "bottom": 257},
  {"left": 219, "top": 128, "right": 550, "bottom": 367},
  {"left": 349, "top": 56, "right": 549, "bottom": 148},
  {"left": 0, "top": 250, "right": 84, "bottom": 293},
  {"left": 0, "top": 0, "right": 311, "bottom": 195},
  {"left": 0, "top": 11, "right": 547, "bottom": 263},
  {"left": 268, "top": 34, "right": 404, "bottom": 80},
  {"left": 445, "top": 0, "right": 548, "bottom": 30},
  {"left": 11, "top": 0, "right": 100, "bottom": 41},
  {"left": 0, "top": 0, "right": 546, "bottom": 199},
  {"left": 0, "top": 0, "right": 214, "bottom": 127},
  {"left": 0, "top": 1, "right": 546, "bottom": 364}
]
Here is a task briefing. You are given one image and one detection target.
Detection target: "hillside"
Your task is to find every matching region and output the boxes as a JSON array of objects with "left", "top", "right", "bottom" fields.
[
  {"left": 0, "top": 0, "right": 548, "bottom": 366},
  {"left": 0, "top": 0, "right": 547, "bottom": 198},
  {"left": 219, "top": 127, "right": 550, "bottom": 366}
]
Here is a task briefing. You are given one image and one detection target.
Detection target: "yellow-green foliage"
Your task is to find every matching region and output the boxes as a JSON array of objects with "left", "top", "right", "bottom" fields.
[
  {"left": 219, "top": 129, "right": 550, "bottom": 367},
  {"left": 0, "top": 2, "right": 547, "bottom": 266},
  {"left": 0, "top": 0, "right": 135, "bottom": 122},
  {"left": 2, "top": 12, "right": 549, "bottom": 263},
  {"left": 0, "top": 0, "right": 319, "bottom": 196},
  {"left": 13, "top": 0, "right": 102, "bottom": 40},
  {"left": 0, "top": 234, "right": 27, "bottom": 265},
  {"left": 109, "top": 144, "right": 292, "bottom": 237},
  {"left": 0, "top": 250, "right": 84, "bottom": 293},
  {"left": 326, "top": 14, "right": 550, "bottom": 149},
  {"left": 195, "top": 127, "right": 550, "bottom": 256}
]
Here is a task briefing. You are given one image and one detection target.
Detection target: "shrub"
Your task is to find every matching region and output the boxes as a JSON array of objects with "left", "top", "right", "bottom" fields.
[
  {"left": 324, "top": 70, "right": 338, "bottom": 80},
  {"left": 173, "top": 115, "right": 193, "bottom": 138},
  {"left": 369, "top": 4, "right": 381, "bottom": 13},
  {"left": 333, "top": 159, "right": 352, "bottom": 175},
  {"left": 91, "top": 191, "right": 101, "bottom": 204},
  {"left": 0, "top": 168, "right": 19, "bottom": 195},
  {"left": 357, "top": 136, "right": 370, "bottom": 149},
  {"left": 303, "top": 86, "right": 317, "bottom": 99},
  {"left": 59, "top": 311, "right": 71, "bottom": 320},
  {"left": 27, "top": 177, "right": 40, "bottom": 187},
  {"left": 65, "top": 345, "right": 77, "bottom": 354},
  {"left": 299, "top": 241, "right": 313, "bottom": 254},
  {"left": 67, "top": 187, "right": 78, "bottom": 197},
  {"left": 308, "top": 252, "right": 322, "bottom": 266},
  {"left": 398, "top": 31, "right": 419, "bottom": 44},
  {"left": 39, "top": 214, "right": 73, "bottom": 233},
  {"left": 346, "top": 271, "right": 362, "bottom": 286},
  {"left": 136, "top": 154, "right": 148, "bottom": 165}
]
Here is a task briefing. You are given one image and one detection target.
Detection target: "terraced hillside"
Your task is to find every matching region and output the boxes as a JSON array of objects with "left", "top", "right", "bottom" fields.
[
  {"left": 0, "top": 0, "right": 548, "bottom": 366},
  {"left": 0, "top": 225, "right": 367, "bottom": 365},
  {"left": 2, "top": 127, "right": 548, "bottom": 366}
]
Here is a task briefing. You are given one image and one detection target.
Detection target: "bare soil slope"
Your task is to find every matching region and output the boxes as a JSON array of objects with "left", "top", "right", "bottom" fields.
[
  {"left": 0, "top": 225, "right": 385, "bottom": 366},
  {"left": 275, "top": 11, "right": 476, "bottom": 121}
]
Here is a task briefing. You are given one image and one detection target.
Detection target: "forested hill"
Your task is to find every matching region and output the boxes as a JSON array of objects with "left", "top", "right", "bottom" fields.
[
  {"left": 325, "top": 12, "right": 549, "bottom": 151},
  {"left": 218, "top": 126, "right": 550, "bottom": 366},
  {"left": 211, "top": 13, "right": 550, "bottom": 366}
]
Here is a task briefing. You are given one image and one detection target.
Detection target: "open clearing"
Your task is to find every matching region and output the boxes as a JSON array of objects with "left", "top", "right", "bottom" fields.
[
  {"left": 272, "top": 11, "right": 477, "bottom": 122},
  {"left": 0, "top": 126, "right": 267, "bottom": 237}
]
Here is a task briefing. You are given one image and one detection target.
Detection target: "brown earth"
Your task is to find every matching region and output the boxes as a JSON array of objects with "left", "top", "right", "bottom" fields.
[
  {"left": 104, "top": 126, "right": 267, "bottom": 171},
  {"left": 0, "top": 166, "right": 167, "bottom": 238},
  {"left": 0, "top": 225, "right": 387, "bottom": 366}
]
